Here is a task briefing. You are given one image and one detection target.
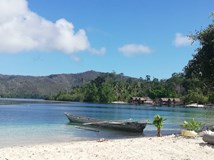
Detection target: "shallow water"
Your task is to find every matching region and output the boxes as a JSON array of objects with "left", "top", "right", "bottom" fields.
[{"left": 0, "top": 99, "right": 214, "bottom": 147}]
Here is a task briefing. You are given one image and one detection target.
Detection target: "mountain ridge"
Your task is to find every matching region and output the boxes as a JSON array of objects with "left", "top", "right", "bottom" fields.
[{"left": 0, "top": 70, "right": 102, "bottom": 98}]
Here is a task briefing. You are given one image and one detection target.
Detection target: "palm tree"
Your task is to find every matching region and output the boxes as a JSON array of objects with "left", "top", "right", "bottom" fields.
[{"left": 152, "top": 114, "right": 165, "bottom": 137}]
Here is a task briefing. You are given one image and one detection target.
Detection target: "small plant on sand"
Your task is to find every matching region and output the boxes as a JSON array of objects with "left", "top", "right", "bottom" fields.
[
  {"left": 152, "top": 114, "right": 166, "bottom": 137},
  {"left": 182, "top": 118, "right": 202, "bottom": 132}
]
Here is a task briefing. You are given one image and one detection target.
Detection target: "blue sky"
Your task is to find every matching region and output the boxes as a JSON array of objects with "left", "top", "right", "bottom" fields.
[{"left": 0, "top": 0, "right": 213, "bottom": 79}]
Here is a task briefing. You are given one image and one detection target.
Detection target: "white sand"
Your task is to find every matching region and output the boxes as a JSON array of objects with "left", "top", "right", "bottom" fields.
[{"left": 0, "top": 135, "right": 214, "bottom": 160}]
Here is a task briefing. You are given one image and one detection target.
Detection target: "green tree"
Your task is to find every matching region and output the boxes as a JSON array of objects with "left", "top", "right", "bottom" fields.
[
  {"left": 184, "top": 89, "right": 208, "bottom": 104},
  {"left": 184, "top": 24, "right": 214, "bottom": 92},
  {"left": 208, "top": 93, "right": 214, "bottom": 103},
  {"left": 84, "top": 83, "right": 99, "bottom": 102},
  {"left": 98, "top": 83, "right": 115, "bottom": 103},
  {"left": 152, "top": 114, "right": 165, "bottom": 137}
]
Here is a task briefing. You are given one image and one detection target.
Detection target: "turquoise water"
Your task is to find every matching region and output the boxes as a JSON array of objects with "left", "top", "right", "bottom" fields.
[{"left": 0, "top": 99, "right": 214, "bottom": 147}]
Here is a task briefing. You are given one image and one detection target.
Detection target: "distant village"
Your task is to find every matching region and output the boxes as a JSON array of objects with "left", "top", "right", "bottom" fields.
[
  {"left": 129, "top": 97, "right": 183, "bottom": 106},
  {"left": 126, "top": 97, "right": 214, "bottom": 108}
]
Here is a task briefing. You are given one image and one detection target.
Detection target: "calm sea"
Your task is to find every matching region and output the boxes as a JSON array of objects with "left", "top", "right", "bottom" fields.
[{"left": 0, "top": 98, "right": 214, "bottom": 147}]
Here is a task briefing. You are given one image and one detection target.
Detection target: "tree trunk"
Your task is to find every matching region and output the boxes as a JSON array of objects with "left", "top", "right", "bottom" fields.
[{"left": 157, "top": 128, "right": 161, "bottom": 137}]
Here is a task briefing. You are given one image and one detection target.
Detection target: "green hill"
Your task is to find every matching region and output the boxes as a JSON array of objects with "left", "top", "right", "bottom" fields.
[{"left": 0, "top": 70, "right": 101, "bottom": 99}]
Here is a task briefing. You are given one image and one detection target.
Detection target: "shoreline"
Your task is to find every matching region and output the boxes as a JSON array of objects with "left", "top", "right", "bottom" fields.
[
  {"left": 0, "top": 135, "right": 213, "bottom": 160},
  {"left": 1, "top": 98, "right": 214, "bottom": 108},
  {"left": 0, "top": 129, "right": 182, "bottom": 149}
]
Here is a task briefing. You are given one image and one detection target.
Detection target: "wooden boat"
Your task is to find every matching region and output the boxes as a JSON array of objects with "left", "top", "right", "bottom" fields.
[
  {"left": 203, "top": 130, "right": 214, "bottom": 145},
  {"left": 64, "top": 112, "right": 147, "bottom": 133},
  {"left": 64, "top": 112, "right": 100, "bottom": 123}
]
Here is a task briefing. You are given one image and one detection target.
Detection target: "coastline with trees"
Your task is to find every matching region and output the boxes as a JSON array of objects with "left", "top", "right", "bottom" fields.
[{"left": 47, "top": 21, "right": 214, "bottom": 107}]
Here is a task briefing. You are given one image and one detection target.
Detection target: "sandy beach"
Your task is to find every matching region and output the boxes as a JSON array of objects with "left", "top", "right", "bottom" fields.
[{"left": 0, "top": 135, "right": 213, "bottom": 160}]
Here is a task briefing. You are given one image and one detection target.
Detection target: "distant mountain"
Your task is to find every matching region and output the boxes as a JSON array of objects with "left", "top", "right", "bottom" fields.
[{"left": 0, "top": 70, "right": 102, "bottom": 98}]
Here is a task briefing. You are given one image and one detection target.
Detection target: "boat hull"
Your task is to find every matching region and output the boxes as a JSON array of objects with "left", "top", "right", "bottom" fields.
[
  {"left": 84, "top": 121, "right": 146, "bottom": 133},
  {"left": 64, "top": 112, "right": 147, "bottom": 133},
  {"left": 64, "top": 112, "right": 99, "bottom": 123}
]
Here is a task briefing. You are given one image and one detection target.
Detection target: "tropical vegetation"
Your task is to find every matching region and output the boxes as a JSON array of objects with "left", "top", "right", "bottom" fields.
[
  {"left": 50, "top": 19, "right": 214, "bottom": 104},
  {"left": 182, "top": 119, "right": 202, "bottom": 132},
  {"left": 152, "top": 114, "right": 166, "bottom": 137}
]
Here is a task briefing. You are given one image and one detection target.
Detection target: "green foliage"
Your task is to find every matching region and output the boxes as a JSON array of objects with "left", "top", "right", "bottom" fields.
[
  {"left": 183, "top": 23, "right": 214, "bottom": 103},
  {"left": 184, "top": 24, "right": 214, "bottom": 92},
  {"left": 208, "top": 93, "right": 214, "bottom": 103},
  {"left": 184, "top": 89, "right": 208, "bottom": 104},
  {"left": 152, "top": 114, "right": 165, "bottom": 129},
  {"left": 0, "top": 70, "right": 101, "bottom": 99},
  {"left": 182, "top": 119, "right": 202, "bottom": 131},
  {"left": 84, "top": 83, "right": 100, "bottom": 102},
  {"left": 52, "top": 71, "right": 184, "bottom": 103},
  {"left": 152, "top": 114, "right": 166, "bottom": 137},
  {"left": 51, "top": 70, "right": 213, "bottom": 104}
]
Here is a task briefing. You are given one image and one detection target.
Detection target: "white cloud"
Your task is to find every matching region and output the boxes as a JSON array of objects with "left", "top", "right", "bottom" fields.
[
  {"left": 118, "top": 44, "right": 152, "bottom": 56},
  {"left": 88, "top": 47, "right": 106, "bottom": 55},
  {"left": 174, "top": 33, "right": 192, "bottom": 47},
  {"left": 0, "top": 0, "right": 103, "bottom": 57}
]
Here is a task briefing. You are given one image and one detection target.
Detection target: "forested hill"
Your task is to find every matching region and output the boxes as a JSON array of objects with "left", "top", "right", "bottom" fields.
[{"left": 0, "top": 70, "right": 102, "bottom": 98}]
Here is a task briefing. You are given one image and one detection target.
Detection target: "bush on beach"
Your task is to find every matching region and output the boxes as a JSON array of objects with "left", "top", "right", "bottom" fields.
[{"left": 182, "top": 118, "right": 202, "bottom": 132}]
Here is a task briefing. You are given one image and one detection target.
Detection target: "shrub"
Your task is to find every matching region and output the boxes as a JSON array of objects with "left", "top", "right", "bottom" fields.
[
  {"left": 152, "top": 114, "right": 166, "bottom": 137},
  {"left": 182, "top": 118, "right": 202, "bottom": 131}
]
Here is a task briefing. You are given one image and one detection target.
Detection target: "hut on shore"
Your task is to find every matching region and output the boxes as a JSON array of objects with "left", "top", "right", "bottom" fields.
[
  {"left": 130, "top": 97, "right": 154, "bottom": 105},
  {"left": 157, "top": 98, "right": 182, "bottom": 106}
]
